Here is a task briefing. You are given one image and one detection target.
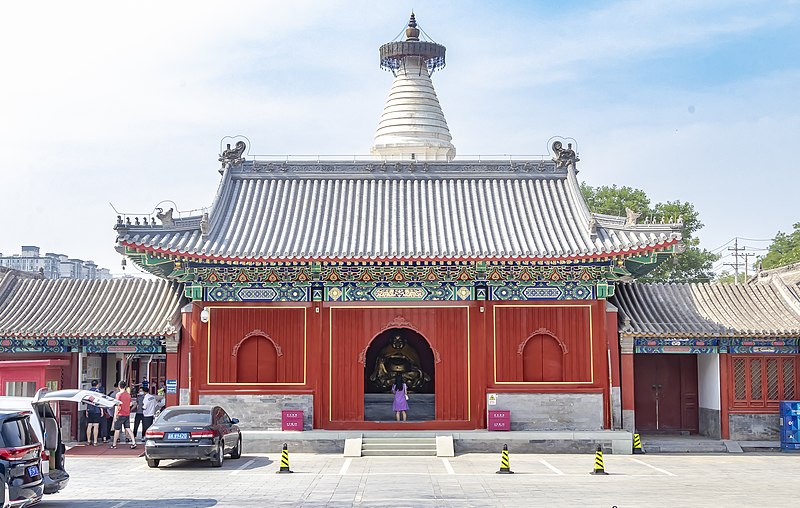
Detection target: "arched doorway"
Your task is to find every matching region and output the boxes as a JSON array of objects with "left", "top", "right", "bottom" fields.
[
  {"left": 363, "top": 328, "right": 435, "bottom": 421},
  {"left": 236, "top": 335, "right": 278, "bottom": 383}
]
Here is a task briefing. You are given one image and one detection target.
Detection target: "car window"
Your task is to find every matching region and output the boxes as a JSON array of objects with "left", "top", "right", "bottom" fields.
[
  {"left": 219, "top": 410, "right": 231, "bottom": 426},
  {"left": 0, "top": 416, "right": 36, "bottom": 447},
  {"left": 156, "top": 409, "right": 211, "bottom": 425}
]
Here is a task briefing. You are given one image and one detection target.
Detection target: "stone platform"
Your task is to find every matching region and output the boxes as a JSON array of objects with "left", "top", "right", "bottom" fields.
[{"left": 241, "top": 429, "right": 634, "bottom": 455}]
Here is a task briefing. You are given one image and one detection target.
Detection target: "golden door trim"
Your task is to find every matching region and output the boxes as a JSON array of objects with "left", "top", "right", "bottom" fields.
[
  {"left": 327, "top": 305, "right": 471, "bottom": 423},
  {"left": 492, "top": 303, "right": 595, "bottom": 385},
  {"left": 205, "top": 305, "right": 308, "bottom": 386}
]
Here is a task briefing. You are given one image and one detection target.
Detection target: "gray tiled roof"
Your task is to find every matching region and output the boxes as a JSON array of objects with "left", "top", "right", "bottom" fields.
[
  {"left": 612, "top": 280, "right": 800, "bottom": 337},
  {"left": 753, "top": 262, "right": 800, "bottom": 287},
  {"left": 0, "top": 276, "right": 184, "bottom": 338},
  {"left": 115, "top": 160, "right": 682, "bottom": 262}
]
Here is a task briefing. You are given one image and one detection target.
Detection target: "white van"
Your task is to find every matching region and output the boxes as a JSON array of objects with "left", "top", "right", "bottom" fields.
[{"left": 0, "top": 388, "right": 119, "bottom": 495}]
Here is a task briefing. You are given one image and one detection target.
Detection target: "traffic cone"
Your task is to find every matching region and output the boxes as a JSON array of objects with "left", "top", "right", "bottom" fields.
[
  {"left": 633, "top": 433, "right": 645, "bottom": 454},
  {"left": 277, "top": 443, "right": 293, "bottom": 474},
  {"left": 590, "top": 445, "right": 608, "bottom": 475},
  {"left": 496, "top": 444, "right": 514, "bottom": 474}
]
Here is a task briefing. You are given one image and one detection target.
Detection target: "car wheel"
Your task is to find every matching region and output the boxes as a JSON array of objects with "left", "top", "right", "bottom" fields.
[
  {"left": 146, "top": 458, "right": 160, "bottom": 468},
  {"left": 210, "top": 441, "right": 224, "bottom": 467},
  {"left": 229, "top": 434, "right": 242, "bottom": 459}
]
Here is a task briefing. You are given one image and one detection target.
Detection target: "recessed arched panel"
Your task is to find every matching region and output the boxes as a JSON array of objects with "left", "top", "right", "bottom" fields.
[
  {"left": 522, "top": 334, "right": 564, "bottom": 382},
  {"left": 236, "top": 336, "right": 278, "bottom": 383}
]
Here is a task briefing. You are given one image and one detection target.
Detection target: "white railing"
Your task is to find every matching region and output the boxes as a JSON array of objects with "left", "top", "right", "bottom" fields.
[{"left": 246, "top": 154, "right": 552, "bottom": 162}]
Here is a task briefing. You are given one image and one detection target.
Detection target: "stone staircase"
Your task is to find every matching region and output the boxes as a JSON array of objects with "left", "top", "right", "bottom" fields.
[{"left": 361, "top": 436, "right": 438, "bottom": 456}]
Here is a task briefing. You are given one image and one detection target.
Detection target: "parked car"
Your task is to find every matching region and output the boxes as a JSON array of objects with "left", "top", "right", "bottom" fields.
[
  {"left": 0, "top": 411, "right": 43, "bottom": 507},
  {"left": 0, "top": 389, "right": 119, "bottom": 496},
  {"left": 144, "top": 405, "right": 242, "bottom": 468}
]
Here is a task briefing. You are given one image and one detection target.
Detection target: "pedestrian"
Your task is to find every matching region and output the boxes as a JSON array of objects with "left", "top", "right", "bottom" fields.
[
  {"left": 391, "top": 373, "right": 409, "bottom": 422},
  {"left": 132, "top": 386, "right": 145, "bottom": 441},
  {"left": 85, "top": 380, "right": 102, "bottom": 446},
  {"left": 141, "top": 386, "right": 163, "bottom": 436},
  {"left": 111, "top": 381, "right": 137, "bottom": 449}
]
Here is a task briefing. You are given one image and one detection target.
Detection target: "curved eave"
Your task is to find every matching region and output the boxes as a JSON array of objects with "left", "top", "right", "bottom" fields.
[
  {"left": 120, "top": 237, "right": 680, "bottom": 265},
  {"left": 623, "top": 332, "right": 800, "bottom": 339}
]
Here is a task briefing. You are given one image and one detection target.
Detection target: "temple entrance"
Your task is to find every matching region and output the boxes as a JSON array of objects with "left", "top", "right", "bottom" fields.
[{"left": 363, "top": 328, "right": 435, "bottom": 422}]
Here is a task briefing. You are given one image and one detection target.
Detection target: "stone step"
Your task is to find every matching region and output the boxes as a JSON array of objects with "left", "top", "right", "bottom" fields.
[
  {"left": 362, "top": 439, "right": 437, "bottom": 446},
  {"left": 361, "top": 448, "right": 437, "bottom": 456},
  {"left": 361, "top": 436, "right": 438, "bottom": 456}
]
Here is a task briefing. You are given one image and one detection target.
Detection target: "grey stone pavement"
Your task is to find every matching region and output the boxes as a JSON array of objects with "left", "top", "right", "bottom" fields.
[{"left": 40, "top": 450, "right": 800, "bottom": 507}]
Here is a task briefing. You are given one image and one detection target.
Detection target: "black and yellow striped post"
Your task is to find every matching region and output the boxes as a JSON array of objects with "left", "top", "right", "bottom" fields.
[
  {"left": 590, "top": 445, "right": 608, "bottom": 475},
  {"left": 277, "top": 443, "right": 293, "bottom": 474},
  {"left": 633, "top": 433, "right": 645, "bottom": 454},
  {"left": 496, "top": 444, "right": 514, "bottom": 474}
]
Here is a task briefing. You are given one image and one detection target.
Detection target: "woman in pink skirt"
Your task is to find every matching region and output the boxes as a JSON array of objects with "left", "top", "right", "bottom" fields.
[{"left": 391, "top": 373, "right": 409, "bottom": 422}]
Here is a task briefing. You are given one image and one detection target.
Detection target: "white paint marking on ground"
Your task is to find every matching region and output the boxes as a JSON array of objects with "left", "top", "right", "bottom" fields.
[
  {"left": 441, "top": 458, "right": 455, "bottom": 475},
  {"left": 130, "top": 463, "right": 147, "bottom": 471},
  {"left": 230, "top": 458, "right": 256, "bottom": 476},
  {"left": 109, "top": 502, "right": 129, "bottom": 508},
  {"left": 338, "top": 457, "right": 352, "bottom": 475},
  {"left": 630, "top": 457, "right": 676, "bottom": 476},
  {"left": 539, "top": 459, "right": 565, "bottom": 475}
]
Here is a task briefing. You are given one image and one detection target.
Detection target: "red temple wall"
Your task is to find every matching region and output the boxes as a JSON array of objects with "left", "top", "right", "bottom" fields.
[{"left": 187, "top": 299, "right": 611, "bottom": 430}]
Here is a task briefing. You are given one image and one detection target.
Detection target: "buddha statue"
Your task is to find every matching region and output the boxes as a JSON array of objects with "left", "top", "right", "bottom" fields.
[{"left": 369, "top": 334, "right": 431, "bottom": 392}]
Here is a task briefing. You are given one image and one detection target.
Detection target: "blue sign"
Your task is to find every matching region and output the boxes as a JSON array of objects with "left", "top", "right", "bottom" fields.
[{"left": 166, "top": 379, "right": 177, "bottom": 394}]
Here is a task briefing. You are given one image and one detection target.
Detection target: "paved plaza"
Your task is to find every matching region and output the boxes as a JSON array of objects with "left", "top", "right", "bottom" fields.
[{"left": 40, "top": 450, "right": 800, "bottom": 507}]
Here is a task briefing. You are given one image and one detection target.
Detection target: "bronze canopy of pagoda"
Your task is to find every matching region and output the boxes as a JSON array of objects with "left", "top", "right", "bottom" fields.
[{"left": 379, "top": 12, "right": 446, "bottom": 75}]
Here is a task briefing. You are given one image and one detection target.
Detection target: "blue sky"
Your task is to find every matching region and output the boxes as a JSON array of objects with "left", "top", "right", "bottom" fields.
[{"left": 0, "top": 0, "right": 798, "bottom": 274}]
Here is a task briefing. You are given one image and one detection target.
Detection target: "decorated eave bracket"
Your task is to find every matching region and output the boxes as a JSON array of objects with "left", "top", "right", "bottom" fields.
[{"left": 123, "top": 246, "right": 186, "bottom": 280}]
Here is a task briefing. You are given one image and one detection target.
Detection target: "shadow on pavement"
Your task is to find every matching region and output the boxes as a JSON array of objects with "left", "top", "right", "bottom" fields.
[
  {"left": 42, "top": 498, "right": 217, "bottom": 507},
  {"left": 155, "top": 455, "right": 273, "bottom": 470}
]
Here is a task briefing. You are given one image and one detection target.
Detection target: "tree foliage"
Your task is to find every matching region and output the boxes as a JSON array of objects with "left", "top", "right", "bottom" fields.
[
  {"left": 761, "top": 223, "right": 800, "bottom": 269},
  {"left": 580, "top": 183, "right": 719, "bottom": 283}
]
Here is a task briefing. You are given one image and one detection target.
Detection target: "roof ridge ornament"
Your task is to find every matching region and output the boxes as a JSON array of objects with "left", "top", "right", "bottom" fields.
[
  {"left": 551, "top": 140, "right": 579, "bottom": 170},
  {"left": 218, "top": 140, "right": 247, "bottom": 174}
]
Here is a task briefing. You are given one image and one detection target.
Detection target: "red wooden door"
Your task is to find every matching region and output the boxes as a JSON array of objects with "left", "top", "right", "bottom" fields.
[
  {"left": 522, "top": 335, "right": 563, "bottom": 382},
  {"left": 236, "top": 337, "right": 278, "bottom": 383},
  {"left": 634, "top": 354, "right": 698, "bottom": 432}
]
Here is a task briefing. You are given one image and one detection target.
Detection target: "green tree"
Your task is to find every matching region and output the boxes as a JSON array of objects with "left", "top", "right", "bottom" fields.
[
  {"left": 760, "top": 223, "right": 800, "bottom": 269},
  {"left": 580, "top": 183, "right": 719, "bottom": 282}
]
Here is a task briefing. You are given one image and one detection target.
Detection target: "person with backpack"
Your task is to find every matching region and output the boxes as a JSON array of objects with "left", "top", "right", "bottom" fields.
[{"left": 85, "top": 380, "right": 102, "bottom": 446}]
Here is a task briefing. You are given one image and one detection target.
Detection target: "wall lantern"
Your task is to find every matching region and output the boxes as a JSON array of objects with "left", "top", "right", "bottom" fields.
[{"left": 200, "top": 308, "right": 210, "bottom": 323}]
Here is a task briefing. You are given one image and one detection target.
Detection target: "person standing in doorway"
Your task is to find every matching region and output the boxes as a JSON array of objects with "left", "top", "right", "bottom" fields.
[
  {"left": 111, "top": 381, "right": 137, "bottom": 449},
  {"left": 391, "top": 373, "right": 409, "bottom": 422},
  {"left": 85, "top": 380, "right": 102, "bottom": 446},
  {"left": 140, "top": 386, "right": 163, "bottom": 437}
]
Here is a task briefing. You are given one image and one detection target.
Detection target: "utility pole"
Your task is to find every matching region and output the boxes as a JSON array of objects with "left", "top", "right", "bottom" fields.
[
  {"left": 726, "top": 237, "right": 748, "bottom": 285},
  {"left": 742, "top": 252, "right": 756, "bottom": 281}
]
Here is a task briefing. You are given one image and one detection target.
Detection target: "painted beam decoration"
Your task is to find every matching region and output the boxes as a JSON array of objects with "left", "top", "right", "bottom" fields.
[
  {"left": 0, "top": 336, "right": 165, "bottom": 353},
  {"left": 186, "top": 261, "right": 614, "bottom": 302},
  {"left": 0, "top": 337, "right": 81, "bottom": 353},
  {"left": 633, "top": 337, "right": 800, "bottom": 354}
]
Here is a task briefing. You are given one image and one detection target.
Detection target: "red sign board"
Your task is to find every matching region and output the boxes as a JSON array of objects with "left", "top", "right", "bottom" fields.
[
  {"left": 282, "top": 410, "right": 304, "bottom": 431},
  {"left": 488, "top": 410, "right": 510, "bottom": 431}
]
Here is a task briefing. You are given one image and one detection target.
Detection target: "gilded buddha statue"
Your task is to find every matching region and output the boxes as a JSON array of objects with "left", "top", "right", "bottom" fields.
[{"left": 369, "top": 334, "right": 431, "bottom": 392}]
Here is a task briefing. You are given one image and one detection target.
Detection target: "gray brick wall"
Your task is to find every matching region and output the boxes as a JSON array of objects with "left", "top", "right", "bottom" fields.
[
  {"left": 199, "top": 394, "right": 313, "bottom": 431},
  {"left": 729, "top": 413, "right": 779, "bottom": 440},
  {"left": 699, "top": 407, "right": 721, "bottom": 439},
  {"left": 492, "top": 393, "right": 604, "bottom": 431}
]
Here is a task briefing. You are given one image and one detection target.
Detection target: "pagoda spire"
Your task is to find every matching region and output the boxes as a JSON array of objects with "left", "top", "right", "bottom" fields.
[{"left": 372, "top": 13, "right": 456, "bottom": 161}]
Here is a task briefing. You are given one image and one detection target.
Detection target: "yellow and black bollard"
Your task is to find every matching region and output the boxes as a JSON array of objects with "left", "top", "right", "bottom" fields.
[
  {"left": 277, "top": 443, "right": 293, "bottom": 474},
  {"left": 496, "top": 444, "right": 514, "bottom": 474},
  {"left": 633, "top": 433, "right": 645, "bottom": 454},
  {"left": 590, "top": 445, "right": 608, "bottom": 475}
]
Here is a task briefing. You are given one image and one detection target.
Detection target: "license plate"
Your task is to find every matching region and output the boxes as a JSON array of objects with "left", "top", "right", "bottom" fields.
[
  {"left": 27, "top": 465, "right": 39, "bottom": 477},
  {"left": 166, "top": 432, "right": 188, "bottom": 440}
]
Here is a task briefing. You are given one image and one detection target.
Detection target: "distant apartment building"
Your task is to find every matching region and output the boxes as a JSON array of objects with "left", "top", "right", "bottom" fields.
[{"left": 0, "top": 246, "right": 112, "bottom": 280}]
